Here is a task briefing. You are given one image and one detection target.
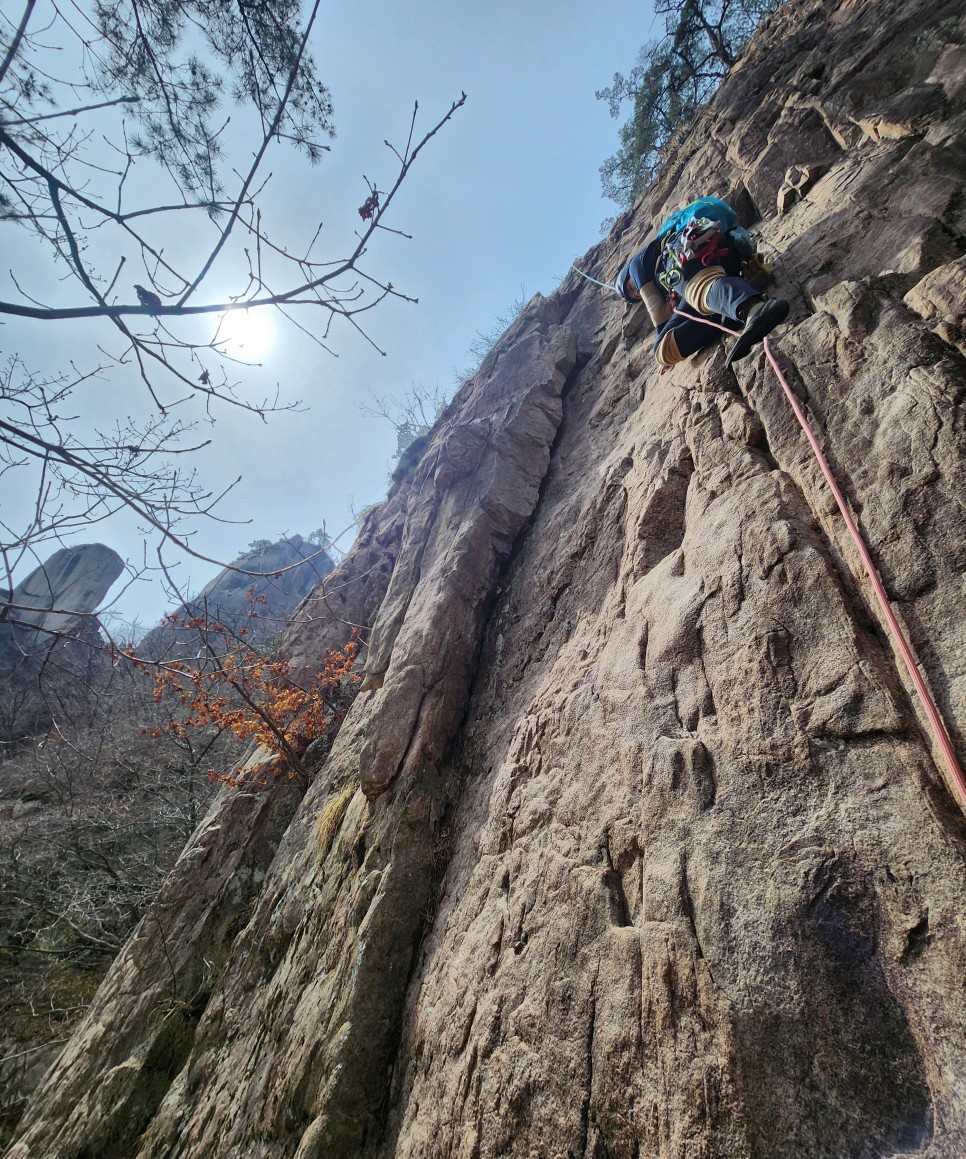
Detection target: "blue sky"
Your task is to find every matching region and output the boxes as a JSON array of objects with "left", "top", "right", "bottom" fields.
[{"left": 2, "top": 0, "right": 655, "bottom": 628}]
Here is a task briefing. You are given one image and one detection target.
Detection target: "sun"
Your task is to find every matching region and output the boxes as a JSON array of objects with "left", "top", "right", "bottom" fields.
[{"left": 214, "top": 307, "right": 276, "bottom": 361}]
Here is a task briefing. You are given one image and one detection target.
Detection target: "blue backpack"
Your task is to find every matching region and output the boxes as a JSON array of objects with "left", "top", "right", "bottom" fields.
[
  {"left": 653, "top": 198, "right": 757, "bottom": 295},
  {"left": 657, "top": 197, "right": 739, "bottom": 239}
]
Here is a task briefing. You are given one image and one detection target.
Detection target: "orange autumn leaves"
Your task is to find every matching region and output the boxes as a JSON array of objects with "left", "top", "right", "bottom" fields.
[{"left": 137, "top": 609, "right": 359, "bottom": 789}]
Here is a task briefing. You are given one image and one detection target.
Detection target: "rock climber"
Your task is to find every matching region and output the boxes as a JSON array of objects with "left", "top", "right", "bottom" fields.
[{"left": 614, "top": 196, "right": 789, "bottom": 369}]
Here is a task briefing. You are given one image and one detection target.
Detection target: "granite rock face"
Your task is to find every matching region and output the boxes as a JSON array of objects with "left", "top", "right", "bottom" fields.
[
  {"left": 0, "top": 543, "right": 124, "bottom": 709},
  {"left": 3, "top": 543, "right": 123, "bottom": 638},
  {"left": 9, "top": 0, "right": 966, "bottom": 1156},
  {"left": 139, "top": 533, "right": 334, "bottom": 659}
]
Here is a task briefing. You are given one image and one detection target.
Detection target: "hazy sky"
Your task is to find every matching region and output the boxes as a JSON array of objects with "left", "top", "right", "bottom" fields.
[{"left": 2, "top": 0, "right": 655, "bottom": 628}]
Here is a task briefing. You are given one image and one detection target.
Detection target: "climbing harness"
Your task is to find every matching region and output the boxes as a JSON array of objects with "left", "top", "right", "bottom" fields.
[
  {"left": 675, "top": 306, "right": 966, "bottom": 814},
  {"left": 654, "top": 218, "right": 733, "bottom": 298}
]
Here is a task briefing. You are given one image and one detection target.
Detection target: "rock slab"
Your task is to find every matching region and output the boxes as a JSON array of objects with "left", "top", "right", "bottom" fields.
[{"left": 8, "top": 0, "right": 966, "bottom": 1156}]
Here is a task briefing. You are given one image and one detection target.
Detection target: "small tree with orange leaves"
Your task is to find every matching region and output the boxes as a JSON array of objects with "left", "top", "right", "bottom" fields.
[{"left": 140, "top": 610, "right": 359, "bottom": 789}]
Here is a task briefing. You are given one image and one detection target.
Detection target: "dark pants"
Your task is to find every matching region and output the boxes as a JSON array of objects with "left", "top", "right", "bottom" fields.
[{"left": 653, "top": 249, "right": 759, "bottom": 362}]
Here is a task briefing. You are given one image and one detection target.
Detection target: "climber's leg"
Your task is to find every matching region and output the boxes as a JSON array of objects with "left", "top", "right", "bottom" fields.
[
  {"left": 724, "top": 298, "right": 791, "bottom": 367},
  {"left": 683, "top": 264, "right": 790, "bottom": 367},
  {"left": 654, "top": 308, "right": 718, "bottom": 367}
]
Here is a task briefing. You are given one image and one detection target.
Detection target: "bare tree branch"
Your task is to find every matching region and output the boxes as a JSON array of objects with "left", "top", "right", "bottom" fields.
[
  {"left": 0, "top": 0, "right": 462, "bottom": 631},
  {"left": 0, "top": 0, "right": 35, "bottom": 88}
]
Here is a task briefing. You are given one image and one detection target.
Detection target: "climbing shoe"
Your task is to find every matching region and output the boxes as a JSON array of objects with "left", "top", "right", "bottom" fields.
[{"left": 725, "top": 297, "right": 790, "bottom": 367}]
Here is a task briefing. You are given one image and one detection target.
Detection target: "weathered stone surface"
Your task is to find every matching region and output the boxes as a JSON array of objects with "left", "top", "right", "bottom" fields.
[
  {"left": 5, "top": 543, "right": 123, "bottom": 636},
  {"left": 0, "top": 544, "right": 124, "bottom": 731},
  {"left": 140, "top": 533, "right": 334, "bottom": 659},
  {"left": 904, "top": 254, "right": 966, "bottom": 356},
  {"left": 776, "top": 160, "right": 829, "bottom": 214},
  {"left": 358, "top": 315, "right": 577, "bottom": 797},
  {"left": 9, "top": 0, "right": 966, "bottom": 1156}
]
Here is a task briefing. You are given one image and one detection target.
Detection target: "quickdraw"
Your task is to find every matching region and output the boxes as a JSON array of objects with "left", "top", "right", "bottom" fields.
[
  {"left": 657, "top": 217, "right": 731, "bottom": 295},
  {"left": 676, "top": 217, "right": 730, "bottom": 266}
]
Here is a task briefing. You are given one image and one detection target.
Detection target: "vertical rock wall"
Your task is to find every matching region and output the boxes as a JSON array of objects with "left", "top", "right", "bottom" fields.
[{"left": 8, "top": 0, "right": 966, "bottom": 1155}]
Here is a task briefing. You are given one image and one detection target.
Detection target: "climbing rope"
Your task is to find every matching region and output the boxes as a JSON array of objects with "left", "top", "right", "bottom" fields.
[
  {"left": 676, "top": 307, "right": 966, "bottom": 813},
  {"left": 571, "top": 265, "right": 621, "bottom": 294}
]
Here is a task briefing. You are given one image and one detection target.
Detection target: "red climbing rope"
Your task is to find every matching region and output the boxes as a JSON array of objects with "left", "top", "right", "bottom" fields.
[
  {"left": 674, "top": 308, "right": 966, "bottom": 812},
  {"left": 761, "top": 337, "right": 966, "bottom": 812}
]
